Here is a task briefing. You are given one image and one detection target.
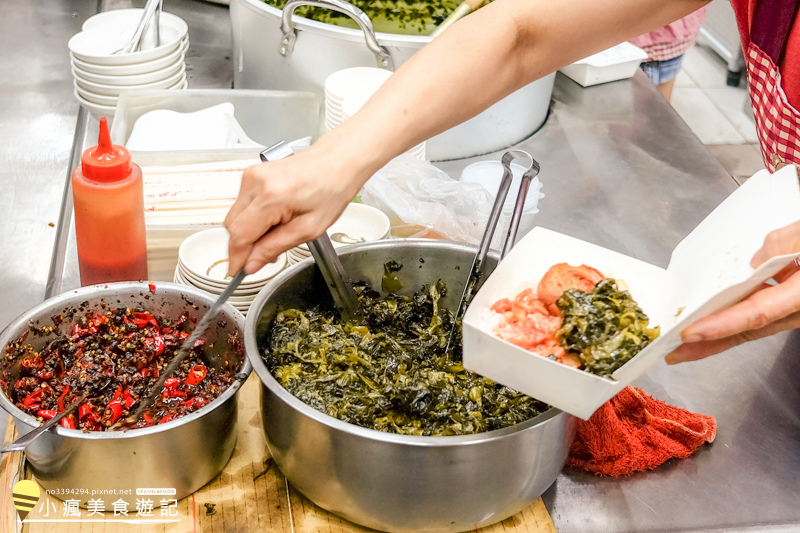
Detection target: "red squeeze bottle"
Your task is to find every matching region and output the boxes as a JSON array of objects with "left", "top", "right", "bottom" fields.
[{"left": 72, "top": 117, "right": 148, "bottom": 286}]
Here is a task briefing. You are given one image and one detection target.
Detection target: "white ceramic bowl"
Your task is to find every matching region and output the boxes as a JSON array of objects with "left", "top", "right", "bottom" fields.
[
  {"left": 69, "top": 23, "right": 186, "bottom": 66},
  {"left": 73, "top": 90, "right": 117, "bottom": 121},
  {"left": 324, "top": 67, "right": 392, "bottom": 101},
  {"left": 297, "top": 203, "right": 391, "bottom": 251},
  {"left": 177, "top": 264, "right": 269, "bottom": 296},
  {"left": 74, "top": 65, "right": 186, "bottom": 95},
  {"left": 72, "top": 58, "right": 184, "bottom": 88},
  {"left": 74, "top": 74, "right": 186, "bottom": 107},
  {"left": 178, "top": 229, "right": 288, "bottom": 286},
  {"left": 71, "top": 44, "right": 185, "bottom": 76},
  {"left": 82, "top": 9, "right": 188, "bottom": 35}
]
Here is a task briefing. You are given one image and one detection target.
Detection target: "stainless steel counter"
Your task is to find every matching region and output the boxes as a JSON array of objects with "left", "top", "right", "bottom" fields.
[{"left": 3, "top": 1, "right": 799, "bottom": 532}]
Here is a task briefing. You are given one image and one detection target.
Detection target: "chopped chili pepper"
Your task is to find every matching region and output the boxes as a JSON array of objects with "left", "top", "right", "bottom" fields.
[
  {"left": 144, "top": 335, "right": 165, "bottom": 356},
  {"left": 60, "top": 417, "right": 76, "bottom": 429},
  {"left": 149, "top": 283, "right": 157, "bottom": 295},
  {"left": 122, "top": 390, "right": 135, "bottom": 409},
  {"left": 78, "top": 404, "right": 93, "bottom": 419},
  {"left": 185, "top": 365, "right": 207, "bottom": 386},
  {"left": 37, "top": 409, "right": 57, "bottom": 420},
  {"left": 164, "top": 377, "right": 181, "bottom": 389},
  {"left": 158, "top": 414, "right": 174, "bottom": 424},
  {"left": 57, "top": 385, "right": 70, "bottom": 412},
  {"left": 106, "top": 400, "right": 123, "bottom": 425}
]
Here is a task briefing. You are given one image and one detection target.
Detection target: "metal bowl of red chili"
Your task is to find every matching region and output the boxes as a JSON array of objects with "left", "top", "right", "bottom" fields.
[{"left": 0, "top": 281, "right": 249, "bottom": 508}]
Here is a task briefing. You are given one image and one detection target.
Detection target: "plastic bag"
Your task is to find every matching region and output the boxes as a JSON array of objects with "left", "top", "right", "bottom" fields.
[{"left": 359, "top": 154, "right": 508, "bottom": 248}]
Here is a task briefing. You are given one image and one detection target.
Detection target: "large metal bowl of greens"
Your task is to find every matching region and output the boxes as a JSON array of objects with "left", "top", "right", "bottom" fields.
[{"left": 245, "top": 240, "right": 576, "bottom": 532}]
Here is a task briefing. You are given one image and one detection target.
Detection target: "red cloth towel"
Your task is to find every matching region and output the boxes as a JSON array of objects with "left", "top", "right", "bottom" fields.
[{"left": 566, "top": 386, "right": 717, "bottom": 476}]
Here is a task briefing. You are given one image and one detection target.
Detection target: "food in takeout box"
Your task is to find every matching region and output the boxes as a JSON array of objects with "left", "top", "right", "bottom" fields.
[
  {"left": 490, "top": 263, "right": 660, "bottom": 376},
  {"left": 463, "top": 165, "right": 800, "bottom": 419}
]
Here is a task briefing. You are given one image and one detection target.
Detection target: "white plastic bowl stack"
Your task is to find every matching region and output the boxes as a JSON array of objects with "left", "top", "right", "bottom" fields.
[
  {"left": 324, "top": 67, "right": 426, "bottom": 160},
  {"left": 175, "top": 228, "right": 287, "bottom": 316},
  {"left": 287, "top": 203, "right": 392, "bottom": 265},
  {"left": 68, "top": 9, "right": 190, "bottom": 121}
]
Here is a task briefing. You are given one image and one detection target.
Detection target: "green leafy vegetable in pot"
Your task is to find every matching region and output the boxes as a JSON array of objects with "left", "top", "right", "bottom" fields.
[
  {"left": 556, "top": 279, "right": 660, "bottom": 377},
  {"left": 263, "top": 280, "right": 548, "bottom": 436},
  {"left": 262, "top": 0, "right": 486, "bottom": 35}
]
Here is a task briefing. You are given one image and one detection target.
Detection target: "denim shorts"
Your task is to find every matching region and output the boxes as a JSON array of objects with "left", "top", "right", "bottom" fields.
[{"left": 639, "top": 55, "right": 684, "bottom": 85}]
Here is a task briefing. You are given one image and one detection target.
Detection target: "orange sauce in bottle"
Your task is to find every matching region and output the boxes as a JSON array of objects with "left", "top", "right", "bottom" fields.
[{"left": 72, "top": 117, "right": 148, "bottom": 286}]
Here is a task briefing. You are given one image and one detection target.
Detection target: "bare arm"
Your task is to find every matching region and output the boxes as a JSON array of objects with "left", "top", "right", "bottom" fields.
[{"left": 225, "top": 0, "right": 710, "bottom": 274}]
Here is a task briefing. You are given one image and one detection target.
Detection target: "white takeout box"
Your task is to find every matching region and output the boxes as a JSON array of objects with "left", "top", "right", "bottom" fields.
[{"left": 463, "top": 166, "right": 800, "bottom": 419}]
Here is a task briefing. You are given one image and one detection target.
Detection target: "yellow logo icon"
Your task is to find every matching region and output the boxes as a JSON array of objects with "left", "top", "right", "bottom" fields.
[{"left": 12, "top": 480, "right": 40, "bottom": 522}]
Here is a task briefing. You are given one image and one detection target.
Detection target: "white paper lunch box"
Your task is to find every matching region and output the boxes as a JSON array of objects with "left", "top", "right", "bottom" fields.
[{"left": 463, "top": 165, "right": 800, "bottom": 420}]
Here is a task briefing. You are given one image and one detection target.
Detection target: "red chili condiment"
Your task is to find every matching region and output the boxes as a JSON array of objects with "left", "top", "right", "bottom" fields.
[{"left": 2, "top": 307, "right": 237, "bottom": 431}]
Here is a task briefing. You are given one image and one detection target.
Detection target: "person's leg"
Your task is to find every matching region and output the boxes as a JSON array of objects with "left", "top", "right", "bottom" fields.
[{"left": 657, "top": 78, "right": 677, "bottom": 101}]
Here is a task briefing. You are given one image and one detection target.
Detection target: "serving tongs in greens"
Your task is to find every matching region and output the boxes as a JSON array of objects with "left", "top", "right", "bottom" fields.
[{"left": 445, "top": 150, "right": 541, "bottom": 354}]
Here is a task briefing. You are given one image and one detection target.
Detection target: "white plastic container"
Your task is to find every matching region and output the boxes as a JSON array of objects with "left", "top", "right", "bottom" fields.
[
  {"left": 463, "top": 165, "right": 800, "bottom": 420},
  {"left": 110, "top": 89, "right": 320, "bottom": 165},
  {"left": 559, "top": 42, "right": 648, "bottom": 87}
]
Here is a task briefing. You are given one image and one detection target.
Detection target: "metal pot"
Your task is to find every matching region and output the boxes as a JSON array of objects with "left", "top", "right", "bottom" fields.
[
  {"left": 230, "top": 0, "right": 555, "bottom": 161},
  {"left": 0, "top": 281, "right": 250, "bottom": 508},
  {"left": 245, "top": 240, "right": 576, "bottom": 532}
]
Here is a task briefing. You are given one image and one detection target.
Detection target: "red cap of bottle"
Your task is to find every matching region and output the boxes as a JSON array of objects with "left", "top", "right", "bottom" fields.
[{"left": 80, "top": 117, "right": 132, "bottom": 182}]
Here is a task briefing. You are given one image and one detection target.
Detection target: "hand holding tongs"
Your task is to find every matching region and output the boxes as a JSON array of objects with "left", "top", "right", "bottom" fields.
[
  {"left": 259, "top": 142, "right": 361, "bottom": 323},
  {"left": 445, "top": 150, "right": 541, "bottom": 353}
]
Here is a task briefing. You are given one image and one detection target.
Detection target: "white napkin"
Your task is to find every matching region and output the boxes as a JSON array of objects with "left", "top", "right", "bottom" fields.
[{"left": 126, "top": 102, "right": 262, "bottom": 151}]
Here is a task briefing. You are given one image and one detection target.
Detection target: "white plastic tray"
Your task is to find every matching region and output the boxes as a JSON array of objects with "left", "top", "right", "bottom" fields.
[
  {"left": 559, "top": 42, "right": 648, "bottom": 87},
  {"left": 463, "top": 165, "right": 800, "bottom": 419}
]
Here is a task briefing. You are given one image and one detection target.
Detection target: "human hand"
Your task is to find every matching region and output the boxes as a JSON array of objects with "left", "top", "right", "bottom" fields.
[
  {"left": 224, "top": 147, "right": 365, "bottom": 275},
  {"left": 666, "top": 220, "right": 800, "bottom": 364}
]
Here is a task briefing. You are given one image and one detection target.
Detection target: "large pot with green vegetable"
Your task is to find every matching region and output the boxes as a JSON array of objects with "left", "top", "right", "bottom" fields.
[
  {"left": 229, "top": 0, "right": 555, "bottom": 161},
  {"left": 245, "top": 240, "right": 575, "bottom": 532}
]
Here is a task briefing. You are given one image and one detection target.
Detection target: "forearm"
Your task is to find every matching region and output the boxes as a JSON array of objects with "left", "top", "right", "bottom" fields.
[{"left": 312, "top": 0, "right": 709, "bottom": 183}]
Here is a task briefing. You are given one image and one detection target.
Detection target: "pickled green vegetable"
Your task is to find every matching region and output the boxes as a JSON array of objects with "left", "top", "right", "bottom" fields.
[
  {"left": 263, "top": 0, "right": 475, "bottom": 35},
  {"left": 263, "top": 281, "right": 548, "bottom": 436},
  {"left": 556, "top": 279, "right": 660, "bottom": 377}
]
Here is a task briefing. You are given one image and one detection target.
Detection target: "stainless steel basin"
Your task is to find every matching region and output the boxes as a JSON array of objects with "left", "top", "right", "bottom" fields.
[
  {"left": 245, "top": 239, "right": 575, "bottom": 532},
  {"left": 0, "top": 281, "right": 250, "bottom": 508}
]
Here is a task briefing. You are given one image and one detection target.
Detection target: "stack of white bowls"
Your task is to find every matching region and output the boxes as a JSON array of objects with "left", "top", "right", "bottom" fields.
[
  {"left": 174, "top": 228, "right": 287, "bottom": 316},
  {"left": 287, "top": 203, "right": 391, "bottom": 265},
  {"left": 69, "top": 9, "right": 189, "bottom": 121},
  {"left": 324, "top": 67, "right": 426, "bottom": 160}
]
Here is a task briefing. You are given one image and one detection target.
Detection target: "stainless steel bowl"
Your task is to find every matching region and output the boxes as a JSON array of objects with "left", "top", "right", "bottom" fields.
[
  {"left": 246, "top": 240, "right": 576, "bottom": 533},
  {"left": 0, "top": 281, "right": 251, "bottom": 508}
]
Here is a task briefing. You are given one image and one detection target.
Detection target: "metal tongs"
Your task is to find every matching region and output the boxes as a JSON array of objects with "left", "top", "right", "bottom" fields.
[
  {"left": 112, "top": 0, "right": 162, "bottom": 55},
  {"left": 445, "top": 150, "right": 541, "bottom": 353}
]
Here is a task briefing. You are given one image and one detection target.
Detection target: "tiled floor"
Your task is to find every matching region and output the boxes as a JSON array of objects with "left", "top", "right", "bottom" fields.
[{"left": 670, "top": 42, "right": 765, "bottom": 182}]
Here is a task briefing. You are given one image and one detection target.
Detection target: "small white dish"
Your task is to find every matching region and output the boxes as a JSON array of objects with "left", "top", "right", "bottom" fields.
[
  {"left": 71, "top": 45, "right": 184, "bottom": 76},
  {"left": 72, "top": 58, "right": 184, "bottom": 88},
  {"left": 177, "top": 263, "right": 268, "bottom": 295},
  {"left": 179, "top": 228, "right": 287, "bottom": 285},
  {"left": 69, "top": 23, "right": 185, "bottom": 66},
  {"left": 73, "top": 89, "right": 117, "bottom": 121},
  {"left": 324, "top": 67, "right": 392, "bottom": 101},
  {"left": 297, "top": 203, "right": 391, "bottom": 251}
]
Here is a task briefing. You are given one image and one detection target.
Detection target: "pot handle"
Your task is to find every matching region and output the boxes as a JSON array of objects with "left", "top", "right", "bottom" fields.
[{"left": 279, "top": 0, "right": 395, "bottom": 70}]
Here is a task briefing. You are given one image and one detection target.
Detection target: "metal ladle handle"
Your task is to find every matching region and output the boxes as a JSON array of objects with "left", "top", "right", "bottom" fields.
[
  {"left": 260, "top": 142, "right": 361, "bottom": 322},
  {"left": 279, "top": 0, "right": 395, "bottom": 70}
]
